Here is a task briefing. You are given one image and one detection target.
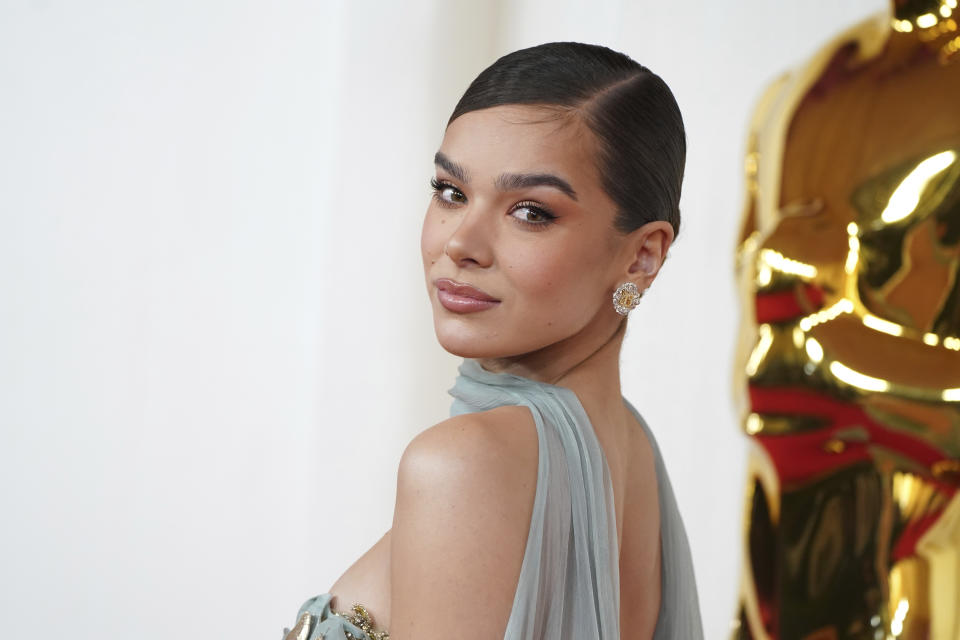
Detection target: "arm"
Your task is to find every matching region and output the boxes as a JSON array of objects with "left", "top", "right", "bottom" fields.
[{"left": 388, "top": 408, "right": 538, "bottom": 640}]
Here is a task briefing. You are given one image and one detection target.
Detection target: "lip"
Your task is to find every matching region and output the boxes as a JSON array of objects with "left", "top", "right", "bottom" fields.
[{"left": 434, "top": 277, "right": 500, "bottom": 313}]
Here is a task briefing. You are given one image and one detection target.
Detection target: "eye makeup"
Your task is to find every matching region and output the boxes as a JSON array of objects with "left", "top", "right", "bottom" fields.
[{"left": 429, "top": 177, "right": 558, "bottom": 230}]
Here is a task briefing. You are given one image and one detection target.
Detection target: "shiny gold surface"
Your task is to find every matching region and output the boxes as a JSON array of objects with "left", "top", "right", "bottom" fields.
[{"left": 732, "top": 2, "right": 960, "bottom": 638}]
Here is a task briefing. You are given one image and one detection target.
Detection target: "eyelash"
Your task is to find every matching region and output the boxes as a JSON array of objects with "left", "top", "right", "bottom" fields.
[{"left": 429, "top": 177, "right": 558, "bottom": 230}]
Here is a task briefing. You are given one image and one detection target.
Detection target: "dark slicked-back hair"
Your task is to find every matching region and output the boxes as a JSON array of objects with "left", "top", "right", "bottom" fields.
[{"left": 449, "top": 41, "right": 686, "bottom": 240}]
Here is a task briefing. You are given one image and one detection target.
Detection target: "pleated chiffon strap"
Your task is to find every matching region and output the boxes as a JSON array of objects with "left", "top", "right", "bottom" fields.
[
  {"left": 449, "top": 358, "right": 620, "bottom": 639},
  {"left": 448, "top": 358, "right": 703, "bottom": 640}
]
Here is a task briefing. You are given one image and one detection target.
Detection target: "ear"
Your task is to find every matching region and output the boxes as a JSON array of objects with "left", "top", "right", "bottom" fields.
[{"left": 624, "top": 221, "right": 674, "bottom": 287}]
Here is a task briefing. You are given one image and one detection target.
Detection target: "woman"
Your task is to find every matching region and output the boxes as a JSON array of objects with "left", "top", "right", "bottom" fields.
[{"left": 283, "top": 41, "right": 704, "bottom": 640}]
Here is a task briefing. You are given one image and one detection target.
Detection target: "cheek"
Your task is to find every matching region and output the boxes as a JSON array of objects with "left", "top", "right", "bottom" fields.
[
  {"left": 503, "top": 241, "right": 595, "bottom": 309},
  {"left": 420, "top": 209, "right": 445, "bottom": 265}
]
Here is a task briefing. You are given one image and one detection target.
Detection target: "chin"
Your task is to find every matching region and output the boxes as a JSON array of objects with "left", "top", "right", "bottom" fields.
[
  {"left": 438, "top": 343, "right": 489, "bottom": 358},
  {"left": 433, "top": 323, "right": 499, "bottom": 359},
  {"left": 432, "top": 316, "right": 561, "bottom": 360},
  {"left": 430, "top": 312, "right": 510, "bottom": 357}
]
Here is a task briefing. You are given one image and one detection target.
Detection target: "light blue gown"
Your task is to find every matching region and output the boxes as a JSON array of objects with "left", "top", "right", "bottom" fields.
[{"left": 283, "top": 358, "right": 704, "bottom": 640}]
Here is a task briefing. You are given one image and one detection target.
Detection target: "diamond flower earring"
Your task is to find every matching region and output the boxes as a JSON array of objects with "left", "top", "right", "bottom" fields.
[{"left": 612, "top": 282, "right": 647, "bottom": 316}]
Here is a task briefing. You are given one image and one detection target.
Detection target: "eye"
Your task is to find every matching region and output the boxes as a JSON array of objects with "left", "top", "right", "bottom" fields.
[
  {"left": 430, "top": 177, "right": 466, "bottom": 207},
  {"left": 510, "top": 201, "right": 557, "bottom": 229}
]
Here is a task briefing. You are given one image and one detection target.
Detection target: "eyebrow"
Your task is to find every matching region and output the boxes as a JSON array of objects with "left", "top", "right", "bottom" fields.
[{"left": 434, "top": 151, "right": 579, "bottom": 202}]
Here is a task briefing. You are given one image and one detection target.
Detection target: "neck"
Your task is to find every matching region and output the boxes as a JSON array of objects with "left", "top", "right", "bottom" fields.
[{"left": 476, "top": 312, "right": 628, "bottom": 407}]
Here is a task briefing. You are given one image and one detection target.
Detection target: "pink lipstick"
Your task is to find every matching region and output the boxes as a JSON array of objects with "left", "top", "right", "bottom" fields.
[{"left": 434, "top": 278, "right": 500, "bottom": 313}]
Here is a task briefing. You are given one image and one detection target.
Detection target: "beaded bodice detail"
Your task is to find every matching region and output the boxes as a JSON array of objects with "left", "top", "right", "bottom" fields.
[{"left": 281, "top": 594, "right": 388, "bottom": 640}]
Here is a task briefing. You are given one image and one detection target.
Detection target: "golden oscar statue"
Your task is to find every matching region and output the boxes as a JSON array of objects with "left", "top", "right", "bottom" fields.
[{"left": 732, "top": 1, "right": 960, "bottom": 638}]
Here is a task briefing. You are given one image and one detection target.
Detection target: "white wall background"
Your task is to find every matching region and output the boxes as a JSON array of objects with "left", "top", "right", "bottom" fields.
[{"left": 0, "top": 1, "right": 886, "bottom": 638}]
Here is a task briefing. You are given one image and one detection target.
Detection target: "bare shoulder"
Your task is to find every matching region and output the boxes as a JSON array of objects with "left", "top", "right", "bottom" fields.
[
  {"left": 399, "top": 405, "right": 538, "bottom": 479},
  {"left": 389, "top": 405, "right": 539, "bottom": 639}
]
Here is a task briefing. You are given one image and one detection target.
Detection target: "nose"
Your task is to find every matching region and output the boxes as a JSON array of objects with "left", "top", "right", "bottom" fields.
[{"left": 443, "top": 202, "right": 494, "bottom": 268}]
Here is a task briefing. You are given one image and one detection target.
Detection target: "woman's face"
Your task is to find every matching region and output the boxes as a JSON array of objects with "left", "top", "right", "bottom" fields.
[{"left": 420, "top": 104, "right": 661, "bottom": 361}]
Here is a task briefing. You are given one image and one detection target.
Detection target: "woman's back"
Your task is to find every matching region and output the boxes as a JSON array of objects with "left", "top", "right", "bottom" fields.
[
  {"left": 283, "top": 358, "right": 703, "bottom": 640},
  {"left": 445, "top": 357, "right": 702, "bottom": 639}
]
